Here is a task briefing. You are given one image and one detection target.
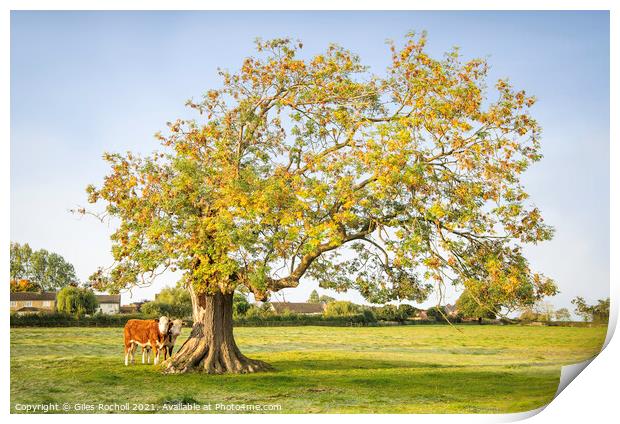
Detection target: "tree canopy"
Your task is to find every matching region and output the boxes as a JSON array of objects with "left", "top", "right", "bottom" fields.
[
  {"left": 83, "top": 33, "right": 556, "bottom": 311},
  {"left": 56, "top": 286, "right": 98, "bottom": 317},
  {"left": 10, "top": 242, "right": 77, "bottom": 290}
]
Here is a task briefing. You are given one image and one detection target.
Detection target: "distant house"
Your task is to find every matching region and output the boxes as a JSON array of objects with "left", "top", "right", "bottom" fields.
[
  {"left": 95, "top": 294, "right": 121, "bottom": 314},
  {"left": 10, "top": 292, "right": 56, "bottom": 314},
  {"left": 269, "top": 302, "right": 326, "bottom": 315}
]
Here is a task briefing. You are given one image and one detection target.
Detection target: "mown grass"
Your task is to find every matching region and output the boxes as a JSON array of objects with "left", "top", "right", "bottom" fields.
[{"left": 10, "top": 325, "right": 607, "bottom": 413}]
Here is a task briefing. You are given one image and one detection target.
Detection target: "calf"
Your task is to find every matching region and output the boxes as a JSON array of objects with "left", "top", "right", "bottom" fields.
[{"left": 123, "top": 317, "right": 170, "bottom": 366}]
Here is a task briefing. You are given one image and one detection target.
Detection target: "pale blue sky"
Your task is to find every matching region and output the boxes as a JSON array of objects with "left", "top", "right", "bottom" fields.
[{"left": 11, "top": 11, "right": 609, "bottom": 313}]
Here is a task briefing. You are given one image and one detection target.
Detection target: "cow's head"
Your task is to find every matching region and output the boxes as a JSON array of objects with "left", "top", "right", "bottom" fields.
[
  {"left": 158, "top": 316, "right": 170, "bottom": 335},
  {"left": 169, "top": 319, "right": 183, "bottom": 342}
]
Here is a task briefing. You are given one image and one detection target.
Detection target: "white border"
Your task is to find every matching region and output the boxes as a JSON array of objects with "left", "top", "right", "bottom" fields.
[{"left": 1, "top": 1, "right": 616, "bottom": 423}]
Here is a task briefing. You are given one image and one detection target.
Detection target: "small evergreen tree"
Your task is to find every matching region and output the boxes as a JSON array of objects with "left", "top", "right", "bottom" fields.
[{"left": 307, "top": 290, "right": 320, "bottom": 304}]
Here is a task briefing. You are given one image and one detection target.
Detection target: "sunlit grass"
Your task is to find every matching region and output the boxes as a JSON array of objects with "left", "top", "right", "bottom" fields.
[{"left": 10, "top": 325, "right": 606, "bottom": 413}]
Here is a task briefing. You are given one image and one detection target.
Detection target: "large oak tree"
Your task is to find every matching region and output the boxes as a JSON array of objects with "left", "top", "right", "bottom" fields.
[{"left": 82, "top": 33, "right": 556, "bottom": 374}]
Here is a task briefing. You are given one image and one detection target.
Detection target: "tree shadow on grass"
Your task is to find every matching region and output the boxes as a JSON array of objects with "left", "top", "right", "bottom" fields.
[
  {"left": 215, "top": 362, "right": 559, "bottom": 413},
  {"left": 266, "top": 357, "right": 462, "bottom": 372}
]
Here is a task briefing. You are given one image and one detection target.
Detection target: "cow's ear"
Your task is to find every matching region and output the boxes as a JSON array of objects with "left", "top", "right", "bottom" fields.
[{"left": 154, "top": 318, "right": 159, "bottom": 322}]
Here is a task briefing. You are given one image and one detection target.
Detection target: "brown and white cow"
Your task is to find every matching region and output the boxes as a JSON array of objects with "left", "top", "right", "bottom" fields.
[
  {"left": 164, "top": 319, "right": 183, "bottom": 359},
  {"left": 123, "top": 316, "right": 170, "bottom": 366},
  {"left": 142, "top": 318, "right": 183, "bottom": 362}
]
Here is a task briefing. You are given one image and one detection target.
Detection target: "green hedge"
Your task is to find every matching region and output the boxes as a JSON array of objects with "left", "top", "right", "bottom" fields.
[
  {"left": 235, "top": 313, "right": 374, "bottom": 326},
  {"left": 10, "top": 313, "right": 149, "bottom": 327},
  {"left": 13, "top": 312, "right": 593, "bottom": 328},
  {"left": 11, "top": 312, "right": 378, "bottom": 327}
]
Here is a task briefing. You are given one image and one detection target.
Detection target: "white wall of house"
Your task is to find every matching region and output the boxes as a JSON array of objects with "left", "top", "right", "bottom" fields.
[{"left": 97, "top": 303, "right": 120, "bottom": 314}]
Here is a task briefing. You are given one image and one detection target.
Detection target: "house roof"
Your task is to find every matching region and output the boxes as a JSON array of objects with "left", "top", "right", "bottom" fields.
[
  {"left": 96, "top": 294, "right": 121, "bottom": 304},
  {"left": 15, "top": 306, "right": 45, "bottom": 312},
  {"left": 10, "top": 291, "right": 57, "bottom": 301},
  {"left": 10, "top": 291, "right": 121, "bottom": 304},
  {"left": 271, "top": 302, "right": 325, "bottom": 314}
]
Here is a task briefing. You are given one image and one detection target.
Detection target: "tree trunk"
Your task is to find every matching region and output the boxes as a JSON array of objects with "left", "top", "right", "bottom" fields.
[{"left": 163, "top": 288, "right": 271, "bottom": 374}]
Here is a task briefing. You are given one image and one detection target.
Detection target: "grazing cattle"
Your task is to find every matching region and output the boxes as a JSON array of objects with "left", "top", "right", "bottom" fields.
[{"left": 123, "top": 317, "right": 170, "bottom": 366}]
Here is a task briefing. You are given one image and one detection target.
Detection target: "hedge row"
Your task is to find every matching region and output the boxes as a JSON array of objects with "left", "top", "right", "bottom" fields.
[
  {"left": 9, "top": 312, "right": 376, "bottom": 327},
  {"left": 9, "top": 312, "right": 454, "bottom": 327},
  {"left": 10, "top": 313, "right": 149, "bottom": 327},
  {"left": 10, "top": 312, "right": 597, "bottom": 328}
]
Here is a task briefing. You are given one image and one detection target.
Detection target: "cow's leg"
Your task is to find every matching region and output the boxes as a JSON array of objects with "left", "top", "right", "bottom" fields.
[
  {"left": 142, "top": 346, "right": 146, "bottom": 364},
  {"left": 130, "top": 343, "right": 136, "bottom": 364},
  {"left": 124, "top": 345, "right": 130, "bottom": 366},
  {"left": 154, "top": 343, "right": 160, "bottom": 365}
]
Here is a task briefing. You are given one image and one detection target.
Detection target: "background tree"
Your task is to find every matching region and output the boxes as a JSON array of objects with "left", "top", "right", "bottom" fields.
[
  {"left": 554, "top": 307, "right": 571, "bottom": 322},
  {"left": 10, "top": 242, "right": 77, "bottom": 290},
  {"left": 455, "top": 289, "right": 499, "bottom": 321},
  {"left": 571, "top": 297, "right": 593, "bottom": 322},
  {"left": 373, "top": 304, "right": 411, "bottom": 322},
  {"left": 323, "top": 301, "right": 360, "bottom": 317},
  {"left": 10, "top": 242, "right": 32, "bottom": 281},
  {"left": 307, "top": 290, "right": 321, "bottom": 303},
  {"left": 81, "top": 33, "right": 556, "bottom": 374},
  {"left": 140, "top": 300, "right": 175, "bottom": 318},
  {"left": 425, "top": 306, "right": 445, "bottom": 322},
  {"left": 519, "top": 300, "right": 554, "bottom": 321},
  {"left": 233, "top": 292, "right": 251, "bottom": 317},
  {"left": 155, "top": 286, "right": 193, "bottom": 317},
  {"left": 56, "top": 286, "right": 98, "bottom": 317},
  {"left": 519, "top": 307, "right": 539, "bottom": 321},
  {"left": 535, "top": 301, "right": 555, "bottom": 322},
  {"left": 593, "top": 298, "right": 610, "bottom": 323},
  {"left": 319, "top": 294, "right": 336, "bottom": 304},
  {"left": 141, "top": 285, "right": 193, "bottom": 318},
  {"left": 396, "top": 304, "right": 418, "bottom": 319},
  {"left": 571, "top": 297, "right": 609, "bottom": 323}
]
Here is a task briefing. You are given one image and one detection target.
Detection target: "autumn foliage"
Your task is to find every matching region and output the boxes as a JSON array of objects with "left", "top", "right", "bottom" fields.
[
  {"left": 85, "top": 32, "right": 556, "bottom": 312},
  {"left": 10, "top": 279, "right": 41, "bottom": 293}
]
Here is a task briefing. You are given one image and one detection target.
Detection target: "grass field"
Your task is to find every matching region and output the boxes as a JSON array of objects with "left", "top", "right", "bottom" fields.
[{"left": 10, "top": 325, "right": 606, "bottom": 414}]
